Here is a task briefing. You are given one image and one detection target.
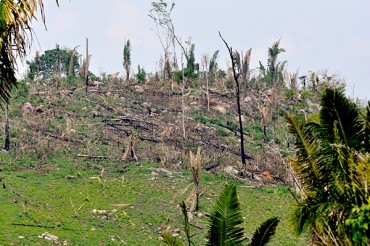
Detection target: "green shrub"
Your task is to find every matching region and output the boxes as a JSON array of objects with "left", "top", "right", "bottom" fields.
[
  {"left": 252, "top": 124, "right": 263, "bottom": 133},
  {"left": 225, "top": 79, "right": 234, "bottom": 90},
  {"left": 210, "top": 117, "right": 223, "bottom": 125},
  {"left": 285, "top": 89, "right": 296, "bottom": 100},
  {"left": 216, "top": 127, "right": 230, "bottom": 137},
  {"left": 346, "top": 202, "right": 370, "bottom": 244},
  {"left": 136, "top": 65, "right": 147, "bottom": 83},
  {"left": 196, "top": 115, "right": 209, "bottom": 124},
  {"left": 227, "top": 120, "right": 238, "bottom": 128},
  {"left": 254, "top": 131, "right": 263, "bottom": 141}
]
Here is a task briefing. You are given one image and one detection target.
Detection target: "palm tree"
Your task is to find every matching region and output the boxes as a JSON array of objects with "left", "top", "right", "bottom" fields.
[
  {"left": 123, "top": 39, "right": 131, "bottom": 81},
  {"left": 287, "top": 88, "right": 370, "bottom": 244},
  {"left": 162, "top": 185, "right": 280, "bottom": 246},
  {"left": 267, "top": 40, "right": 285, "bottom": 79},
  {"left": 0, "top": 0, "right": 59, "bottom": 104}
]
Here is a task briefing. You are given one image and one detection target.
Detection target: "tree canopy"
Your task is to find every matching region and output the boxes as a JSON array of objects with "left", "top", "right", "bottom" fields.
[{"left": 27, "top": 45, "right": 80, "bottom": 80}]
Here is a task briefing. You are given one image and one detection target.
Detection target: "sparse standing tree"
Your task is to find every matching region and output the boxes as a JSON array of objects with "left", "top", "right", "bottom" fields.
[
  {"left": 259, "top": 40, "right": 287, "bottom": 87},
  {"left": 189, "top": 147, "right": 202, "bottom": 211},
  {"left": 201, "top": 54, "right": 210, "bottom": 112},
  {"left": 149, "top": 1, "right": 174, "bottom": 80},
  {"left": 181, "top": 52, "right": 186, "bottom": 140},
  {"left": 149, "top": 1, "right": 191, "bottom": 70},
  {"left": 68, "top": 45, "right": 80, "bottom": 77},
  {"left": 34, "top": 51, "right": 41, "bottom": 77},
  {"left": 258, "top": 104, "right": 269, "bottom": 143},
  {"left": 219, "top": 32, "right": 248, "bottom": 175},
  {"left": 123, "top": 39, "right": 131, "bottom": 81},
  {"left": 4, "top": 102, "right": 10, "bottom": 151},
  {"left": 267, "top": 40, "right": 285, "bottom": 80},
  {"left": 299, "top": 75, "right": 307, "bottom": 90},
  {"left": 209, "top": 50, "right": 219, "bottom": 74},
  {"left": 241, "top": 48, "right": 252, "bottom": 84},
  {"left": 85, "top": 38, "right": 89, "bottom": 94},
  {"left": 55, "top": 44, "right": 61, "bottom": 89}
]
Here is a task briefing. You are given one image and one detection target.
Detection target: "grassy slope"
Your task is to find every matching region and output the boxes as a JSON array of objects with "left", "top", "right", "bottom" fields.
[
  {"left": 0, "top": 157, "right": 307, "bottom": 245},
  {"left": 0, "top": 79, "right": 317, "bottom": 245}
]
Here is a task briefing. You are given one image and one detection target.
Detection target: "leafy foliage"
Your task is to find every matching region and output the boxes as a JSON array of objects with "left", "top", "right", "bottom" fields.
[
  {"left": 26, "top": 45, "right": 80, "bottom": 79},
  {"left": 287, "top": 88, "right": 370, "bottom": 244},
  {"left": 135, "top": 65, "right": 147, "bottom": 83},
  {"left": 259, "top": 40, "right": 286, "bottom": 86},
  {"left": 209, "top": 50, "right": 219, "bottom": 72},
  {"left": 0, "top": 0, "right": 59, "bottom": 104},
  {"left": 123, "top": 39, "right": 131, "bottom": 80},
  {"left": 346, "top": 196, "right": 370, "bottom": 245},
  {"left": 174, "top": 43, "right": 199, "bottom": 82}
]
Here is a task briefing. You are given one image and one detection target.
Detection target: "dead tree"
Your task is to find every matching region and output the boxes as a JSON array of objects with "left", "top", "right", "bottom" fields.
[
  {"left": 189, "top": 147, "right": 202, "bottom": 211},
  {"left": 181, "top": 53, "right": 186, "bottom": 140},
  {"left": 4, "top": 103, "right": 10, "bottom": 151},
  {"left": 219, "top": 32, "right": 248, "bottom": 175},
  {"left": 121, "top": 130, "right": 138, "bottom": 161},
  {"left": 85, "top": 38, "right": 89, "bottom": 94},
  {"left": 149, "top": 1, "right": 174, "bottom": 80},
  {"left": 201, "top": 54, "right": 210, "bottom": 112}
]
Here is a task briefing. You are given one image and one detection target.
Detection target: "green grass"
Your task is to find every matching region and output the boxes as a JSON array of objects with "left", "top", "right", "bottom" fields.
[{"left": 0, "top": 156, "right": 307, "bottom": 245}]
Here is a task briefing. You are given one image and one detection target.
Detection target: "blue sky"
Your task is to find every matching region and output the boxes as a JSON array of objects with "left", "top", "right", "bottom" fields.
[{"left": 27, "top": 0, "right": 370, "bottom": 100}]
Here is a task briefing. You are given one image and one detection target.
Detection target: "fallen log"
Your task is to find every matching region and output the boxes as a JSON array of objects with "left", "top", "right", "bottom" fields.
[{"left": 76, "top": 154, "right": 116, "bottom": 159}]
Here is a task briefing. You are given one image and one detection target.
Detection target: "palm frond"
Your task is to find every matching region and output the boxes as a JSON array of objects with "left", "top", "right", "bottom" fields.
[
  {"left": 206, "top": 184, "right": 245, "bottom": 246},
  {"left": 286, "top": 113, "right": 321, "bottom": 188},
  {"left": 209, "top": 50, "right": 219, "bottom": 72},
  {"left": 0, "top": 0, "right": 58, "bottom": 104},
  {"left": 320, "top": 88, "right": 364, "bottom": 150},
  {"left": 288, "top": 88, "right": 370, "bottom": 244},
  {"left": 249, "top": 217, "right": 279, "bottom": 246}
]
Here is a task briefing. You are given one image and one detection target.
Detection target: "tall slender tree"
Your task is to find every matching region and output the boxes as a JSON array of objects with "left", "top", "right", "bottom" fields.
[
  {"left": 4, "top": 102, "right": 10, "bottom": 151},
  {"left": 219, "top": 32, "right": 249, "bottom": 175},
  {"left": 123, "top": 39, "right": 131, "bottom": 81},
  {"left": 267, "top": 40, "right": 285, "bottom": 79},
  {"left": 201, "top": 54, "right": 210, "bottom": 112},
  {"left": 85, "top": 38, "right": 89, "bottom": 94}
]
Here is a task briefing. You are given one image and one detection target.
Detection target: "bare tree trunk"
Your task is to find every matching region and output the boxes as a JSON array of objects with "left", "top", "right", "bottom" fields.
[
  {"left": 57, "top": 49, "right": 61, "bottom": 90},
  {"left": 85, "top": 38, "right": 89, "bottom": 94},
  {"left": 181, "top": 53, "right": 186, "bottom": 140},
  {"left": 219, "top": 32, "right": 248, "bottom": 175},
  {"left": 204, "top": 57, "right": 210, "bottom": 113},
  {"left": 236, "top": 81, "right": 247, "bottom": 173},
  {"left": 206, "top": 73, "right": 210, "bottom": 113},
  {"left": 195, "top": 182, "right": 200, "bottom": 211},
  {"left": 4, "top": 103, "right": 10, "bottom": 151}
]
